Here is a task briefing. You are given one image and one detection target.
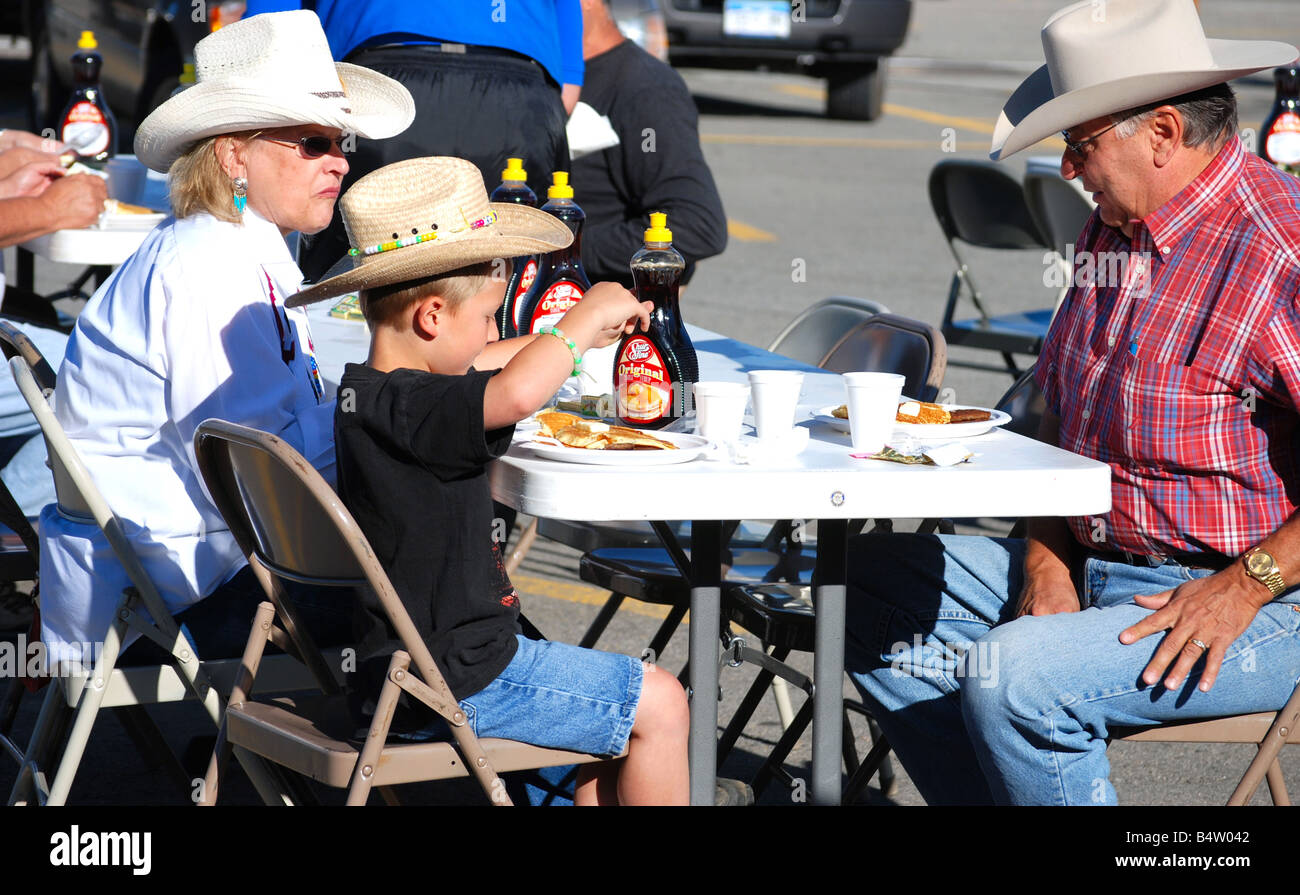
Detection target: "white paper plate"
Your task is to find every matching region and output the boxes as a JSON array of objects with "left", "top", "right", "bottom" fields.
[
  {"left": 895, "top": 406, "right": 1012, "bottom": 438},
  {"left": 812, "top": 404, "right": 853, "bottom": 433},
  {"left": 519, "top": 430, "right": 710, "bottom": 466},
  {"left": 813, "top": 404, "right": 1011, "bottom": 438}
]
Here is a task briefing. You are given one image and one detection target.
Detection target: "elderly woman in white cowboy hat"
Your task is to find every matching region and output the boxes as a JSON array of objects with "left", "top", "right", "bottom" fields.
[{"left": 37, "top": 10, "right": 414, "bottom": 668}]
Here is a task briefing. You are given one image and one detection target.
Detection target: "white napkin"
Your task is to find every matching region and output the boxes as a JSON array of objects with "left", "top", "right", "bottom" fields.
[{"left": 567, "top": 102, "right": 621, "bottom": 160}]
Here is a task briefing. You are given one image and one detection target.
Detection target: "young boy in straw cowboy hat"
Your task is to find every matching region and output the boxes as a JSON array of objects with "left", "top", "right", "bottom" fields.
[{"left": 287, "top": 156, "right": 689, "bottom": 805}]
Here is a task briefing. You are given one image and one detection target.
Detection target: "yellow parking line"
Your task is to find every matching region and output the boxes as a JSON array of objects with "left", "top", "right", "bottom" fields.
[
  {"left": 512, "top": 573, "right": 677, "bottom": 621},
  {"left": 743, "top": 87, "right": 1070, "bottom": 152},
  {"left": 885, "top": 103, "right": 997, "bottom": 135},
  {"left": 728, "top": 219, "right": 778, "bottom": 242}
]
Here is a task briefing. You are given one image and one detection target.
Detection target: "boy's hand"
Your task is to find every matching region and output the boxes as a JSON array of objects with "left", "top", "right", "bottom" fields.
[{"left": 561, "top": 282, "right": 652, "bottom": 350}]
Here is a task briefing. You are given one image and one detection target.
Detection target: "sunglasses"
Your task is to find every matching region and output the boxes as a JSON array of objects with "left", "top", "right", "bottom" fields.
[
  {"left": 1061, "top": 121, "right": 1118, "bottom": 157},
  {"left": 258, "top": 134, "right": 348, "bottom": 158}
]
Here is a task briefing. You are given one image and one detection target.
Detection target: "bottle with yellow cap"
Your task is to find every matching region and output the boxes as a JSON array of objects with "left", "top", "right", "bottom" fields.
[
  {"left": 58, "top": 31, "right": 116, "bottom": 163},
  {"left": 518, "top": 171, "right": 592, "bottom": 337},
  {"left": 491, "top": 158, "right": 540, "bottom": 337},
  {"left": 614, "top": 212, "right": 698, "bottom": 429}
]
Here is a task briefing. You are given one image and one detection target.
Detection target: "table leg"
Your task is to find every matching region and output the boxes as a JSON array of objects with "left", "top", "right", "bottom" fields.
[
  {"left": 812, "top": 518, "right": 848, "bottom": 805},
  {"left": 687, "top": 519, "right": 722, "bottom": 806}
]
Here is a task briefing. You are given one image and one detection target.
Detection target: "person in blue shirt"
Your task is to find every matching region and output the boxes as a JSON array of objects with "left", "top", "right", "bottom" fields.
[{"left": 242, "top": 1, "right": 583, "bottom": 283}]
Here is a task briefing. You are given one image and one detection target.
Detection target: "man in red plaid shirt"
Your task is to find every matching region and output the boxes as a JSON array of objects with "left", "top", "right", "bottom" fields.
[{"left": 845, "top": 0, "right": 1300, "bottom": 805}]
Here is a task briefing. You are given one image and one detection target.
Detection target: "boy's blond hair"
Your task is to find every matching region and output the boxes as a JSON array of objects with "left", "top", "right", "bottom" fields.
[{"left": 358, "top": 260, "right": 506, "bottom": 330}]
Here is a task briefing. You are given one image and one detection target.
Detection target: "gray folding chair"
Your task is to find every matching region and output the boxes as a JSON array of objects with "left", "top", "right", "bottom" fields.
[
  {"left": 4, "top": 354, "right": 295, "bottom": 806},
  {"left": 929, "top": 159, "right": 1055, "bottom": 378},
  {"left": 767, "top": 296, "right": 891, "bottom": 367},
  {"left": 192, "top": 419, "right": 621, "bottom": 806},
  {"left": 0, "top": 322, "right": 48, "bottom": 772}
]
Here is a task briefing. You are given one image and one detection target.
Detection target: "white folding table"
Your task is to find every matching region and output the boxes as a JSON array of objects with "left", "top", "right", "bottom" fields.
[{"left": 488, "top": 324, "right": 1112, "bottom": 805}]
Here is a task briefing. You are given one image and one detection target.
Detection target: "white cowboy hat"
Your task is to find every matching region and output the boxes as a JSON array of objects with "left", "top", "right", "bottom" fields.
[
  {"left": 286, "top": 157, "right": 574, "bottom": 308},
  {"left": 134, "top": 9, "right": 415, "bottom": 172},
  {"left": 991, "top": 0, "right": 1297, "bottom": 160}
]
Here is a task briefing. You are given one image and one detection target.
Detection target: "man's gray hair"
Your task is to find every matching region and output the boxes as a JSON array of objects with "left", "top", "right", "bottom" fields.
[{"left": 1110, "top": 83, "right": 1239, "bottom": 149}]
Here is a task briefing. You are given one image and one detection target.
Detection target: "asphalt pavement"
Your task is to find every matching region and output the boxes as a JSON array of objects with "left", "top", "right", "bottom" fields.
[{"left": 2, "top": 1, "right": 1299, "bottom": 809}]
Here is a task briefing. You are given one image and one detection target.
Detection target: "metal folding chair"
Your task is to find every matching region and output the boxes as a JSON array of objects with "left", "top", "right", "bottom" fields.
[
  {"left": 766, "top": 296, "right": 891, "bottom": 366},
  {"left": 192, "top": 419, "right": 622, "bottom": 806},
  {"left": 1114, "top": 682, "right": 1300, "bottom": 805},
  {"left": 929, "top": 159, "right": 1055, "bottom": 378},
  {"left": 4, "top": 354, "right": 302, "bottom": 805}
]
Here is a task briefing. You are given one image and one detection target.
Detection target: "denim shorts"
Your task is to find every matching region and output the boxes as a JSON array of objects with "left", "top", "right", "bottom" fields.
[{"left": 458, "top": 635, "right": 643, "bottom": 758}]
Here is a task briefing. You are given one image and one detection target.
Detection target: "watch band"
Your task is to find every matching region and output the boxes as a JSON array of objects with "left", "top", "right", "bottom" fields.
[{"left": 1244, "top": 548, "right": 1287, "bottom": 597}]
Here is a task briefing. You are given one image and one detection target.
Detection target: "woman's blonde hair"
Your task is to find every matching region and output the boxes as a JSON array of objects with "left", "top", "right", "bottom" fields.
[{"left": 168, "top": 132, "right": 258, "bottom": 222}]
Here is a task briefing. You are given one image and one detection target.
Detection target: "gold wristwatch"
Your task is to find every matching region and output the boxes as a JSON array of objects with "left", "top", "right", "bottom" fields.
[{"left": 1243, "top": 547, "right": 1286, "bottom": 598}]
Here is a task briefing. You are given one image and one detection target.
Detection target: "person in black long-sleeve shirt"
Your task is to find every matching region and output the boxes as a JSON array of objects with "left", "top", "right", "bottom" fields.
[{"left": 573, "top": 0, "right": 727, "bottom": 287}]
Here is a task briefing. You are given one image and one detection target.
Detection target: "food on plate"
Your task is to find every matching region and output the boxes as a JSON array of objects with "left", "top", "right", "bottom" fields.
[
  {"left": 533, "top": 410, "right": 676, "bottom": 451},
  {"left": 103, "top": 198, "right": 156, "bottom": 215},
  {"left": 895, "top": 400, "right": 992, "bottom": 425},
  {"left": 832, "top": 404, "right": 849, "bottom": 420}
]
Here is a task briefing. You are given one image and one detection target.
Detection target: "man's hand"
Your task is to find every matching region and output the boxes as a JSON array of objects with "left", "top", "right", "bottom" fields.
[
  {"left": 1118, "top": 566, "right": 1270, "bottom": 692},
  {"left": 0, "top": 161, "right": 64, "bottom": 200},
  {"left": 0, "top": 129, "right": 66, "bottom": 155},
  {"left": 1014, "top": 569, "right": 1080, "bottom": 617},
  {"left": 46, "top": 174, "right": 108, "bottom": 230},
  {"left": 561, "top": 83, "right": 581, "bottom": 117}
]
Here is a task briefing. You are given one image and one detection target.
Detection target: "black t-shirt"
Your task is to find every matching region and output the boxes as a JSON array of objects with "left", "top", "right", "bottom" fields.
[
  {"left": 334, "top": 363, "right": 521, "bottom": 702},
  {"left": 573, "top": 40, "right": 727, "bottom": 287}
]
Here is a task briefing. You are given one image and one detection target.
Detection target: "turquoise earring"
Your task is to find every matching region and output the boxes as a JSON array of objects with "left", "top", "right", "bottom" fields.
[{"left": 232, "top": 177, "right": 248, "bottom": 215}]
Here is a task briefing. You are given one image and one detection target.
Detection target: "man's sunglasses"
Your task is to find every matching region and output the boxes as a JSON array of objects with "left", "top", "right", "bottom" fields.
[
  {"left": 258, "top": 134, "right": 348, "bottom": 158},
  {"left": 1061, "top": 121, "right": 1118, "bottom": 157}
]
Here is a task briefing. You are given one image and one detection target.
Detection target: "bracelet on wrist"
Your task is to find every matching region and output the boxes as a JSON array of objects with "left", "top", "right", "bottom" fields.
[{"left": 538, "top": 325, "right": 583, "bottom": 378}]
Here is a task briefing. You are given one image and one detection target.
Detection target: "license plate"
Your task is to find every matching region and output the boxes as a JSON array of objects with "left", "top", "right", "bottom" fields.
[{"left": 723, "top": 0, "right": 792, "bottom": 39}]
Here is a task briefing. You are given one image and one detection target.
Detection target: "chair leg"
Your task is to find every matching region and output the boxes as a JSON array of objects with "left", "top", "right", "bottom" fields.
[
  {"left": 842, "top": 729, "right": 895, "bottom": 805},
  {"left": 1265, "top": 760, "right": 1290, "bottom": 806},
  {"left": 577, "top": 592, "right": 626, "bottom": 649},
  {"left": 716, "top": 646, "right": 791, "bottom": 765},
  {"left": 503, "top": 518, "right": 538, "bottom": 578},
  {"left": 772, "top": 677, "right": 796, "bottom": 730}
]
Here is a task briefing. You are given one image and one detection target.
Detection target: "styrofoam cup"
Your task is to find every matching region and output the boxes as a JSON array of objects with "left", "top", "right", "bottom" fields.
[
  {"left": 106, "top": 156, "right": 148, "bottom": 205},
  {"left": 843, "top": 372, "right": 905, "bottom": 452},
  {"left": 747, "top": 370, "right": 804, "bottom": 440},
  {"left": 693, "top": 381, "right": 749, "bottom": 443}
]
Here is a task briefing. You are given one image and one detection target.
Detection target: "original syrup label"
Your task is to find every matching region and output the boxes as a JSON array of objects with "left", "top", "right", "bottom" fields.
[
  {"left": 1267, "top": 111, "right": 1300, "bottom": 167},
  {"left": 61, "top": 101, "right": 109, "bottom": 157},
  {"left": 616, "top": 336, "right": 672, "bottom": 423},
  {"left": 526, "top": 280, "right": 584, "bottom": 334},
  {"left": 514, "top": 258, "right": 537, "bottom": 299}
]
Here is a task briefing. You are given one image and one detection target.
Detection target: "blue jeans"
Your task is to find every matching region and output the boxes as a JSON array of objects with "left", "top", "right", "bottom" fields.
[{"left": 844, "top": 533, "right": 1300, "bottom": 805}]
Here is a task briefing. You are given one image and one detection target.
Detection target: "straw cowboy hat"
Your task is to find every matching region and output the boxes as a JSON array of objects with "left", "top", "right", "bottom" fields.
[
  {"left": 134, "top": 9, "right": 415, "bottom": 172},
  {"left": 286, "top": 157, "right": 574, "bottom": 307},
  {"left": 991, "top": 0, "right": 1297, "bottom": 160}
]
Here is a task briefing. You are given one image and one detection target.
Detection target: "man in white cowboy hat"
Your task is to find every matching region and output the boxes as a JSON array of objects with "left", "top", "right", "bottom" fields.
[{"left": 844, "top": 0, "right": 1300, "bottom": 805}]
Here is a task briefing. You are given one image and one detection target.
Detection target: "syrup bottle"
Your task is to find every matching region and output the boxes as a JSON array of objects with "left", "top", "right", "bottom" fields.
[
  {"left": 58, "top": 31, "right": 117, "bottom": 163},
  {"left": 614, "top": 213, "right": 698, "bottom": 430},
  {"left": 518, "top": 172, "right": 591, "bottom": 336},
  {"left": 491, "top": 158, "right": 539, "bottom": 338},
  {"left": 1261, "top": 66, "right": 1300, "bottom": 175}
]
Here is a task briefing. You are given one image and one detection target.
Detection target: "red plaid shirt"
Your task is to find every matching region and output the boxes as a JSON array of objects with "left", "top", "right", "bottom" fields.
[{"left": 1037, "top": 137, "right": 1300, "bottom": 558}]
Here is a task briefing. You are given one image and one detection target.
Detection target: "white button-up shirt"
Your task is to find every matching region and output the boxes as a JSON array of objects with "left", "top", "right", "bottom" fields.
[{"left": 38, "top": 209, "right": 335, "bottom": 664}]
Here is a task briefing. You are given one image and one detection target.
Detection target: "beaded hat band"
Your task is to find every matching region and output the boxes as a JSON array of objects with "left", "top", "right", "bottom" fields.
[{"left": 286, "top": 156, "right": 573, "bottom": 308}]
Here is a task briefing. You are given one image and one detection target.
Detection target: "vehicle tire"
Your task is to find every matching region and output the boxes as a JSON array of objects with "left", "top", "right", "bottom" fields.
[{"left": 825, "top": 60, "right": 886, "bottom": 121}]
